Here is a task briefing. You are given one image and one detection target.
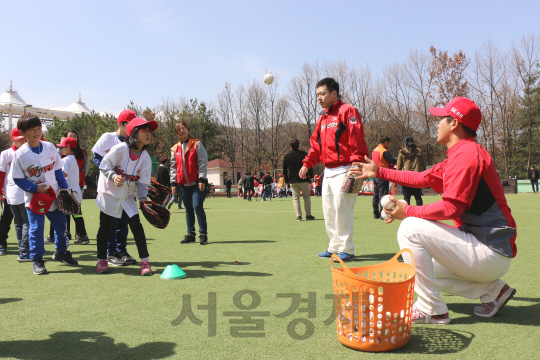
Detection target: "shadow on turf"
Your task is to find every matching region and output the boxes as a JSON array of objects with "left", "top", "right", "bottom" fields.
[
  {"left": 211, "top": 240, "right": 277, "bottom": 244},
  {"left": 396, "top": 327, "right": 475, "bottom": 354},
  {"left": 445, "top": 296, "right": 540, "bottom": 326},
  {"left": 0, "top": 331, "right": 176, "bottom": 359},
  {"left": 0, "top": 298, "right": 23, "bottom": 305}
]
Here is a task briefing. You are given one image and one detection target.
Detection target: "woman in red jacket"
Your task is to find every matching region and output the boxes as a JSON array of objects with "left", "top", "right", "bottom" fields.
[{"left": 170, "top": 121, "right": 209, "bottom": 245}]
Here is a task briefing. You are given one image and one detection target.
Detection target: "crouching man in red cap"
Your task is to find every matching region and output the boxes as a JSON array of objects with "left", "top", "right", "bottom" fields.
[{"left": 351, "top": 97, "right": 517, "bottom": 324}]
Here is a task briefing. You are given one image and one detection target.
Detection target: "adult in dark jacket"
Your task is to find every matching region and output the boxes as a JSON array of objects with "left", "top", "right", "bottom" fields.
[
  {"left": 244, "top": 172, "right": 255, "bottom": 201},
  {"left": 262, "top": 173, "right": 273, "bottom": 201},
  {"left": 225, "top": 176, "right": 232, "bottom": 198},
  {"left": 284, "top": 139, "right": 314, "bottom": 221},
  {"left": 396, "top": 136, "right": 425, "bottom": 205},
  {"left": 527, "top": 166, "right": 539, "bottom": 193}
]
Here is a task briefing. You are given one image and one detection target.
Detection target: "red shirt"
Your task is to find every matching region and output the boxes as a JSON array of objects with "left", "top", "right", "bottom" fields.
[
  {"left": 303, "top": 101, "right": 369, "bottom": 169},
  {"left": 379, "top": 138, "right": 517, "bottom": 258}
]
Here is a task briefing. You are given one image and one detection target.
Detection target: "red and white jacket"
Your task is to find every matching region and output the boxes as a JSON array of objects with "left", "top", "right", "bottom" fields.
[
  {"left": 303, "top": 101, "right": 369, "bottom": 169},
  {"left": 170, "top": 138, "right": 208, "bottom": 186}
]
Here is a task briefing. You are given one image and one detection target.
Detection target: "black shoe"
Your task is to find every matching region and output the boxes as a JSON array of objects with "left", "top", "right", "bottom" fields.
[
  {"left": 33, "top": 259, "right": 48, "bottom": 275},
  {"left": 167, "top": 201, "right": 173, "bottom": 210},
  {"left": 73, "top": 234, "right": 90, "bottom": 245},
  {"left": 306, "top": 215, "right": 315, "bottom": 220},
  {"left": 199, "top": 234, "right": 209, "bottom": 245},
  {"left": 44, "top": 236, "right": 54, "bottom": 244},
  {"left": 53, "top": 250, "right": 78, "bottom": 266},
  {"left": 296, "top": 216, "right": 302, "bottom": 221},
  {"left": 107, "top": 254, "right": 126, "bottom": 266},
  {"left": 118, "top": 251, "right": 137, "bottom": 265},
  {"left": 373, "top": 214, "right": 381, "bottom": 219},
  {"left": 181, "top": 234, "right": 196, "bottom": 244}
]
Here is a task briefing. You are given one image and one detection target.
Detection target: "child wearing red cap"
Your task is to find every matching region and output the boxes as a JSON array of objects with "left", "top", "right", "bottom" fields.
[
  {"left": 95, "top": 118, "right": 158, "bottom": 275},
  {"left": 0, "top": 128, "right": 28, "bottom": 259},
  {"left": 92, "top": 109, "right": 137, "bottom": 266},
  {"left": 11, "top": 114, "right": 78, "bottom": 275},
  {"left": 353, "top": 97, "right": 517, "bottom": 324},
  {"left": 56, "top": 137, "right": 87, "bottom": 243}
]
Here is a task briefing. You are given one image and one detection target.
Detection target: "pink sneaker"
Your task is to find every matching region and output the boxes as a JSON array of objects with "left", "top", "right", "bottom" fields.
[
  {"left": 411, "top": 304, "right": 451, "bottom": 325},
  {"left": 97, "top": 260, "right": 109, "bottom": 274},
  {"left": 140, "top": 262, "right": 153, "bottom": 276},
  {"left": 474, "top": 283, "right": 516, "bottom": 317}
]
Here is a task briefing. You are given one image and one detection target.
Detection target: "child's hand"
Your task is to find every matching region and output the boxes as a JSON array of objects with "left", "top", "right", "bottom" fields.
[
  {"left": 113, "top": 175, "right": 125, "bottom": 187},
  {"left": 37, "top": 184, "right": 49, "bottom": 193}
]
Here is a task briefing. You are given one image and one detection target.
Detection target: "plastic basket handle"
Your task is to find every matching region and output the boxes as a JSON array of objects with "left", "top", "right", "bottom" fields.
[
  {"left": 330, "top": 254, "right": 359, "bottom": 278},
  {"left": 391, "top": 248, "right": 415, "bottom": 271}
]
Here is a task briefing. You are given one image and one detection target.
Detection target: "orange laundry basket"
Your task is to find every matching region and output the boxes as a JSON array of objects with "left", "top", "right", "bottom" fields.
[{"left": 330, "top": 249, "right": 415, "bottom": 352}]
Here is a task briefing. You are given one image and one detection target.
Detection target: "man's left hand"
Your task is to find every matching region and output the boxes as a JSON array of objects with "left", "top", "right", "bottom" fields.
[{"left": 199, "top": 183, "right": 206, "bottom": 192}]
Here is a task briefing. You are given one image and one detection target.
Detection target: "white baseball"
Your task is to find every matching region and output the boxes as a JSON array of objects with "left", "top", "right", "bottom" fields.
[
  {"left": 381, "top": 195, "right": 395, "bottom": 210},
  {"left": 381, "top": 211, "right": 393, "bottom": 221},
  {"left": 264, "top": 74, "right": 274, "bottom": 85}
]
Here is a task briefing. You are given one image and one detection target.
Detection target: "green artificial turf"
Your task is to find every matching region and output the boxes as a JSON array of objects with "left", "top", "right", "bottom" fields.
[{"left": 0, "top": 194, "right": 538, "bottom": 359}]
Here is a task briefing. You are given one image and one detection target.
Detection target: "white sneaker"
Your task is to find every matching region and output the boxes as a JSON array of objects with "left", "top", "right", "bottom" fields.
[{"left": 411, "top": 304, "right": 451, "bottom": 325}]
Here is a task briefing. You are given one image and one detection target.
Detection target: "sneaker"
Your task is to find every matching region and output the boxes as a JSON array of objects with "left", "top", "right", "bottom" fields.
[
  {"left": 140, "top": 261, "right": 153, "bottom": 276},
  {"left": 53, "top": 251, "right": 78, "bottom": 266},
  {"left": 306, "top": 215, "right": 315, "bottom": 220},
  {"left": 199, "top": 234, "right": 209, "bottom": 245},
  {"left": 44, "top": 236, "right": 54, "bottom": 244},
  {"left": 167, "top": 201, "right": 173, "bottom": 210},
  {"left": 181, "top": 234, "right": 196, "bottom": 244},
  {"left": 474, "top": 284, "right": 516, "bottom": 318},
  {"left": 296, "top": 216, "right": 302, "bottom": 221},
  {"left": 33, "top": 259, "right": 48, "bottom": 275},
  {"left": 373, "top": 214, "right": 381, "bottom": 219},
  {"left": 107, "top": 254, "right": 126, "bottom": 266},
  {"left": 118, "top": 251, "right": 137, "bottom": 265},
  {"left": 411, "top": 304, "right": 451, "bottom": 325},
  {"left": 73, "top": 234, "right": 90, "bottom": 245},
  {"left": 317, "top": 250, "right": 333, "bottom": 258},
  {"left": 0, "top": 249, "right": 5, "bottom": 256},
  {"left": 333, "top": 252, "right": 356, "bottom": 262},
  {"left": 17, "top": 254, "right": 32, "bottom": 262},
  {"left": 97, "top": 260, "right": 109, "bottom": 274}
]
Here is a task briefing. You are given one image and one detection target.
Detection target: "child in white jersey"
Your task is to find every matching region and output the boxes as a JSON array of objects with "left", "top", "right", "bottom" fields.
[{"left": 95, "top": 118, "right": 157, "bottom": 275}]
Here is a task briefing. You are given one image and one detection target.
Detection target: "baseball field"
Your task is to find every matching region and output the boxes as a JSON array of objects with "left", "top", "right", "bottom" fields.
[{"left": 0, "top": 194, "right": 537, "bottom": 359}]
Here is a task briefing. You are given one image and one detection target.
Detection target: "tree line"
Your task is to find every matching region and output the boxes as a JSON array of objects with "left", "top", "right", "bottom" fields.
[{"left": 25, "top": 33, "right": 540, "bottom": 180}]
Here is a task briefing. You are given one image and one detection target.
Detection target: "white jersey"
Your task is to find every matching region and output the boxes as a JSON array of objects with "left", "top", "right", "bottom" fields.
[
  {"left": 0, "top": 147, "right": 15, "bottom": 197},
  {"left": 92, "top": 132, "right": 122, "bottom": 157},
  {"left": 96, "top": 142, "right": 151, "bottom": 218},
  {"left": 62, "top": 154, "right": 82, "bottom": 203},
  {"left": 11, "top": 141, "right": 64, "bottom": 211}
]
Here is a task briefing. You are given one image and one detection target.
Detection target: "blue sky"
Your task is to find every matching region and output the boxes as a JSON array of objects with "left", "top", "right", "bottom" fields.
[{"left": 2, "top": 0, "right": 539, "bottom": 114}]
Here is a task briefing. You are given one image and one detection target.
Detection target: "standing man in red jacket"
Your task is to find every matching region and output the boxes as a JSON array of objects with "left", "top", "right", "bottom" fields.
[
  {"left": 352, "top": 97, "right": 517, "bottom": 324},
  {"left": 299, "top": 78, "right": 369, "bottom": 262}
]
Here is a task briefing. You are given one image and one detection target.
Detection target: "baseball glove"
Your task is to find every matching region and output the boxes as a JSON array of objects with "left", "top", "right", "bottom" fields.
[
  {"left": 148, "top": 180, "right": 172, "bottom": 206},
  {"left": 56, "top": 189, "right": 81, "bottom": 215},
  {"left": 140, "top": 200, "right": 170, "bottom": 229}
]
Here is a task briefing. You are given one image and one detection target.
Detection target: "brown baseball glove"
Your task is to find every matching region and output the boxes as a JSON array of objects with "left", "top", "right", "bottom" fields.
[
  {"left": 56, "top": 189, "right": 81, "bottom": 215},
  {"left": 140, "top": 200, "right": 171, "bottom": 229},
  {"left": 148, "top": 180, "right": 172, "bottom": 206}
]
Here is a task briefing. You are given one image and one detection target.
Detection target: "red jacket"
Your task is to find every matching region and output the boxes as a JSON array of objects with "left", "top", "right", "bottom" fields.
[
  {"left": 173, "top": 142, "right": 199, "bottom": 185},
  {"left": 303, "top": 101, "right": 369, "bottom": 169}
]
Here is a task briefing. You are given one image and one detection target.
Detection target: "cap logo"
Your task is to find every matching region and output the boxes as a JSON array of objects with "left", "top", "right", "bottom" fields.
[{"left": 450, "top": 107, "right": 463, "bottom": 119}]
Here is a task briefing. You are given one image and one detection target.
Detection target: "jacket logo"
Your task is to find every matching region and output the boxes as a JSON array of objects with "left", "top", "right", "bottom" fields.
[
  {"left": 321, "top": 121, "right": 338, "bottom": 132},
  {"left": 26, "top": 162, "right": 55, "bottom": 178},
  {"left": 38, "top": 201, "right": 45, "bottom": 206},
  {"left": 350, "top": 116, "right": 357, "bottom": 124},
  {"left": 50, "top": 156, "right": 54, "bottom": 161},
  {"left": 113, "top": 166, "right": 140, "bottom": 182}
]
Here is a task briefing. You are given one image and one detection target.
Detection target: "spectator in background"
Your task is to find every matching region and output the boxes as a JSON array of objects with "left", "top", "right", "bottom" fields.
[
  {"left": 262, "top": 172, "right": 273, "bottom": 201},
  {"left": 372, "top": 135, "right": 397, "bottom": 219},
  {"left": 225, "top": 175, "right": 232, "bottom": 198},
  {"left": 528, "top": 166, "right": 539, "bottom": 193},
  {"left": 397, "top": 136, "right": 425, "bottom": 206},
  {"left": 237, "top": 176, "right": 243, "bottom": 198},
  {"left": 278, "top": 174, "right": 287, "bottom": 198},
  {"left": 314, "top": 174, "right": 323, "bottom": 197},
  {"left": 284, "top": 139, "right": 314, "bottom": 221}
]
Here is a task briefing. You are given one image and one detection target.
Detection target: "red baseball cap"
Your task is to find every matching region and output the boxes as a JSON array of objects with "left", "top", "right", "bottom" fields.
[
  {"left": 11, "top": 128, "right": 25, "bottom": 140},
  {"left": 56, "top": 137, "right": 78, "bottom": 148},
  {"left": 127, "top": 118, "right": 158, "bottom": 136},
  {"left": 429, "top": 97, "right": 482, "bottom": 132},
  {"left": 117, "top": 110, "right": 137, "bottom": 124},
  {"left": 29, "top": 187, "right": 56, "bottom": 215}
]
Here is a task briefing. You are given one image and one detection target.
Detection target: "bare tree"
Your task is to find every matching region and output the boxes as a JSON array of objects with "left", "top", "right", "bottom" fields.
[{"left": 288, "top": 62, "right": 321, "bottom": 139}]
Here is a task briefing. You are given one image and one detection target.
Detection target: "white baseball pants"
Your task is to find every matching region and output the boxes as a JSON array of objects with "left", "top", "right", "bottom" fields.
[
  {"left": 397, "top": 217, "right": 512, "bottom": 315},
  {"left": 323, "top": 172, "right": 357, "bottom": 255}
]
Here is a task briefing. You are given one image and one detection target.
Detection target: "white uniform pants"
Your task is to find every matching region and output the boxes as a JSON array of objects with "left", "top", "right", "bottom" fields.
[
  {"left": 397, "top": 217, "right": 512, "bottom": 315},
  {"left": 323, "top": 172, "right": 357, "bottom": 255}
]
